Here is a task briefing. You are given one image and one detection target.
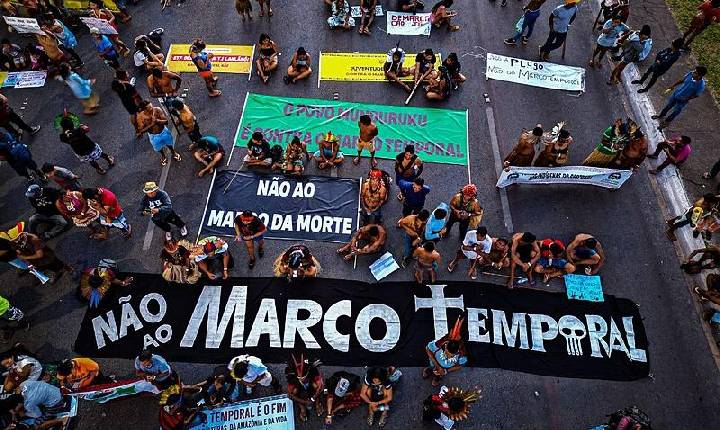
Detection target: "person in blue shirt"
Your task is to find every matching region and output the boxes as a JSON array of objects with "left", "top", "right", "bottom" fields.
[
  {"left": 608, "top": 25, "right": 652, "bottom": 85},
  {"left": 588, "top": 16, "right": 629, "bottom": 68},
  {"left": 398, "top": 177, "right": 431, "bottom": 217},
  {"left": 539, "top": 0, "right": 578, "bottom": 61},
  {"left": 192, "top": 135, "right": 224, "bottom": 178},
  {"left": 652, "top": 66, "right": 707, "bottom": 128},
  {"left": 0, "top": 133, "right": 43, "bottom": 180},
  {"left": 89, "top": 27, "right": 120, "bottom": 70},
  {"left": 632, "top": 38, "right": 683, "bottom": 92},
  {"left": 134, "top": 349, "right": 177, "bottom": 390}
]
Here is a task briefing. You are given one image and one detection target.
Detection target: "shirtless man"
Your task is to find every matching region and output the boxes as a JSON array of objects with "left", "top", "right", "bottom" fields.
[
  {"left": 147, "top": 68, "right": 182, "bottom": 99},
  {"left": 314, "top": 132, "right": 344, "bottom": 169},
  {"left": 170, "top": 99, "right": 201, "bottom": 145},
  {"left": 395, "top": 145, "right": 424, "bottom": 200},
  {"left": 398, "top": 209, "right": 429, "bottom": 266},
  {"left": 337, "top": 225, "right": 387, "bottom": 261},
  {"left": 508, "top": 232, "right": 540, "bottom": 288},
  {"left": 566, "top": 233, "right": 605, "bottom": 275},
  {"left": 361, "top": 170, "right": 388, "bottom": 225},
  {"left": 354, "top": 115, "right": 379, "bottom": 167},
  {"left": 504, "top": 125, "right": 543, "bottom": 167},
  {"left": 534, "top": 238, "right": 576, "bottom": 283},
  {"left": 413, "top": 241, "right": 441, "bottom": 283},
  {"left": 613, "top": 128, "right": 648, "bottom": 170},
  {"left": 533, "top": 129, "right": 572, "bottom": 167},
  {"left": 483, "top": 237, "right": 511, "bottom": 271},
  {"left": 383, "top": 47, "right": 412, "bottom": 93},
  {"left": 136, "top": 100, "right": 181, "bottom": 166}
]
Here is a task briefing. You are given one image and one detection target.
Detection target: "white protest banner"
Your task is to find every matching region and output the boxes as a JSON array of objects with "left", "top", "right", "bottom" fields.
[
  {"left": 387, "top": 11, "right": 431, "bottom": 36},
  {"left": 3, "top": 16, "right": 43, "bottom": 34},
  {"left": 2, "top": 71, "right": 47, "bottom": 89},
  {"left": 187, "top": 395, "right": 294, "bottom": 430},
  {"left": 79, "top": 16, "right": 118, "bottom": 34},
  {"left": 485, "top": 52, "right": 585, "bottom": 92},
  {"left": 351, "top": 5, "right": 383, "bottom": 18},
  {"left": 496, "top": 166, "right": 632, "bottom": 189}
]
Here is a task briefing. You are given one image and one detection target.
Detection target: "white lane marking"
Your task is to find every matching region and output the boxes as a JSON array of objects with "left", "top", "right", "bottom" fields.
[{"left": 485, "top": 106, "right": 514, "bottom": 233}]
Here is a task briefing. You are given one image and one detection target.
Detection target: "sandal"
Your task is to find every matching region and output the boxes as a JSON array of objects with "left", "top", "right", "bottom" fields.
[
  {"left": 268, "top": 8, "right": 273, "bottom": 16},
  {"left": 352, "top": 157, "right": 360, "bottom": 165},
  {"left": 421, "top": 367, "right": 431, "bottom": 379},
  {"left": 367, "top": 412, "right": 374, "bottom": 426},
  {"left": 448, "top": 25, "right": 460, "bottom": 32},
  {"left": 396, "top": 193, "right": 404, "bottom": 201},
  {"left": 702, "top": 172, "right": 712, "bottom": 179},
  {"left": 173, "top": 153, "right": 182, "bottom": 162},
  {"left": 107, "top": 155, "right": 116, "bottom": 167},
  {"left": 447, "top": 262, "right": 456, "bottom": 273},
  {"left": 160, "top": 158, "right": 168, "bottom": 166},
  {"left": 378, "top": 411, "right": 388, "bottom": 428},
  {"left": 248, "top": 259, "right": 255, "bottom": 269},
  {"left": 431, "top": 376, "right": 440, "bottom": 387}
]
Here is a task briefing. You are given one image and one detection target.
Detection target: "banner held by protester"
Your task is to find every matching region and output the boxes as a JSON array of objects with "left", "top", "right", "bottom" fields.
[
  {"left": 319, "top": 52, "right": 441, "bottom": 82},
  {"left": 75, "top": 275, "right": 650, "bottom": 381},
  {"left": 497, "top": 166, "right": 633, "bottom": 189},
  {"left": 386, "top": 11, "right": 432, "bottom": 36},
  {"left": 485, "top": 53, "right": 585, "bottom": 92},
  {"left": 2, "top": 16, "right": 43, "bottom": 34},
  {"left": 200, "top": 170, "right": 360, "bottom": 243},
  {"left": 165, "top": 44, "right": 254, "bottom": 74},
  {"left": 79, "top": 17, "right": 118, "bottom": 35},
  {"left": 187, "top": 395, "right": 294, "bottom": 430},
  {"left": 234, "top": 93, "right": 467, "bottom": 166}
]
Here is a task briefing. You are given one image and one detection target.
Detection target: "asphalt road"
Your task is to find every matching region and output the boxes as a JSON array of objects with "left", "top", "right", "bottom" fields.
[{"left": 0, "top": 0, "right": 719, "bottom": 429}]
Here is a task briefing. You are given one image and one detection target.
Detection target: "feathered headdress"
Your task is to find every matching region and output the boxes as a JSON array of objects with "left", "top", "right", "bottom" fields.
[
  {"left": 289, "top": 353, "right": 321, "bottom": 379},
  {"left": 441, "top": 386, "right": 483, "bottom": 421},
  {"left": 449, "top": 316, "right": 464, "bottom": 341}
]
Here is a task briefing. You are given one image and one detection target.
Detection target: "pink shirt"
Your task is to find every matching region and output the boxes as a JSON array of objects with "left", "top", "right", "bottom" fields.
[{"left": 673, "top": 144, "right": 692, "bottom": 163}]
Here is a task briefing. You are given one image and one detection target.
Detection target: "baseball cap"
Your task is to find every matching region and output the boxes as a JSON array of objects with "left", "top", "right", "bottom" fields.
[
  {"left": 25, "top": 184, "right": 41, "bottom": 198},
  {"left": 143, "top": 182, "right": 159, "bottom": 193}
]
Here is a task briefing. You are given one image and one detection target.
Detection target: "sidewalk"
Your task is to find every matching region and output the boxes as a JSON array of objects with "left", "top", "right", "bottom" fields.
[{"left": 597, "top": 0, "right": 720, "bottom": 355}]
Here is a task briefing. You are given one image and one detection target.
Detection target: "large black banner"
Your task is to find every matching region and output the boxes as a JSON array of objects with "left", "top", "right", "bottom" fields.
[
  {"left": 74, "top": 275, "right": 650, "bottom": 381},
  {"left": 200, "top": 170, "right": 360, "bottom": 242}
]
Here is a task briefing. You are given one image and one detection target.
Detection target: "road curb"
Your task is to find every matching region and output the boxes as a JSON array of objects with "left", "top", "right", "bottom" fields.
[{"left": 589, "top": 0, "right": 720, "bottom": 367}]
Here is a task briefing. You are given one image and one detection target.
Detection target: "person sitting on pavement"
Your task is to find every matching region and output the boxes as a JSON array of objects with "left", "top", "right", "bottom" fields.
[
  {"left": 414, "top": 241, "right": 442, "bottom": 284},
  {"left": 0, "top": 132, "right": 44, "bottom": 181},
  {"left": 384, "top": 47, "right": 412, "bottom": 93},
  {"left": 508, "top": 231, "right": 540, "bottom": 288},
  {"left": 279, "top": 136, "right": 308, "bottom": 175},
  {"left": 648, "top": 135, "right": 692, "bottom": 174},
  {"left": 161, "top": 239, "right": 201, "bottom": 284},
  {"left": 11, "top": 227, "right": 70, "bottom": 285},
  {"left": 422, "top": 385, "right": 481, "bottom": 430},
  {"left": 40, "top": 163, "right": 81, "bottom": 191},
  {"left": 283, "top": 47, "right": 313, "bottom": 85},
  {"left": 566, "top": 233, "right": 606, "bottom": 275},
  {"left": 534, "top": 238, "right": 576, "bottom": 284},
  {"left": 135, "top": 349, "right": 178, "bottom": 391},
  {"left": 0, "top": 295, "right": 29, "bottom": 344},
  {"left": 194, "top": 236, "right": 233, "bottom": 280},
  {"left": 228, "top": 354, "right": 281, "bottom": 395},
  {"left": 360, "top": 367, "right": 393, "bottom": 428},
  {"left": 25, "top": 184, "right": 69, "bottom": 241},
  {"left": 56, "top": 357, "right": 110, "bottom": 393},
  {"left": 429, "top": 0, "right": 459, "bottom": 32},
  {"left": 337, "top": 225, "right": 387, "bottom": 261},
  {"left": 683, "top": 243, "right": 720, "bottom": 274},
  {"left": 425, "top": 65, "right": 452, "bottom": 101},
  {"left": 360, "top": 169, "right": 388, "bottom": 225},
  {"left": 3, "top": 381, "right": 65, "bottom": 427},
  {"left": 244, "top": 131, "right": 272, "bottom": 168},
  {"left": 666, "top": 193, "right": 718, "bottom": 241},
  {"left": 447, "top": 226, "right": 492, "bottom": 280},
  {"left": 442, "top": 53, "right": 466, "bottom": 89},
  {"left": 327, "top": 0, "right": 355, "bottom": 30},
  {"left": 285, "top": 353, "right": 324, "bottom": 422},
  {"left": 324, "top": 370, "right": 363, "bottom": 425},
  {"left": 233, "top": 211, "right": 266, "bottom": 270},
  {"left": 274, "top": 244, "right": 319, "bottom": 281},
  {"left": 481, "top": 237, "right": 511, "bottom": 271},
  {"left": 192, "top": 373, "right": 238, "bottom": 407},
  {"left": 78, "top": 261, "right": 133, "bottom": 308},
  {"left": 314, "top": 131, "right": 344, "bottom": 170},
  {"left": 695, "top": 273, "right": 720, "bottom": 306},
  {"left": 0, "top": 344, "right": 42, "bottom": 386},
  {"left": 192, "top": 135, "right": 224, "bottom": 178}
]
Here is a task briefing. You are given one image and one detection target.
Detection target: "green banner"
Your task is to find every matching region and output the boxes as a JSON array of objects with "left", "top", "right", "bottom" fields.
[{"left": 234, "top": 93, "right": 468, "bottom": 166}]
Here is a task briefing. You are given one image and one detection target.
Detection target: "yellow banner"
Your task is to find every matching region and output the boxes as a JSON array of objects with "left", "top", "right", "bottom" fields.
[
  {"left": 63, "top": 0, "right": 120, "bottom": 12},
  {"left": 319, "top": 52, "right": 441, "bottom": 82},
  {"left": 165, "top": 44, "right": 254, "bottom": 74}
]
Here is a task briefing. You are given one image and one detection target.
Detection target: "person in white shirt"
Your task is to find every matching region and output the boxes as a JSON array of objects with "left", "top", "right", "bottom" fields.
[
  {"left": 447, "top": 226, "right": 492, "bottom": 279},
  {"left": 228, "top": 355, "right": 281, "bottom": 394}
]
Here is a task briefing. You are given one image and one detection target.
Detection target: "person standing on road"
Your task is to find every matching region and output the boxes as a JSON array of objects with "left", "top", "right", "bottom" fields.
[
  {"left": 136, "top": 100, "right": 182, "bottom": 166},
  {"left": 89, "top": 27, "right": 121, "bottom": 71},
  {"left": 111, "top": 70, "right": 142, "bottom": 132},
  {"left": 651, "top": 66, "right": 707, "bottom": 129},
  {"left": 504, "top": 0, "right": 547, "bottom": 46},
  {"left": 395, "top": 145, "right": 424, "bottom": 199},
  {"left": 0, "top": 93, "right": 40, "bottom": 138},
  {"left": 169, "top": 99, "right": 201, "bottom": 145},
  {"left": 398, "top": 177, "right": 431, "bottom": 217},
  {"left": 58, "top": 63, "right": 100, "bottom": 115},
  {"left": 398, "top": 209, "right": 429, "bottom": 267},
  {"left": 147, "top": 68, "right": 182, "bottom": 101},
  {"left": 413, "top": 241, "right": 441, "bottom": 283},
  {"left": 190, "top": 39, "right": 221, "bottom": 97},
  {"left": 59, "top": 117, "right": 115, "bottom": 175},
  {"left": 234, "top": 211, "right": 266, "bottom": 270},
  {"left": 88, "top": 1, "right": 130, "bottom": 56},
  {"left": 41, "top": 163, "right": 81, "bottom": 191},
  {"left": 139, "top": 182, "right": 188, "bottom": 242},
  {"left": 608, "top": 25, "right": 652, "bottom": 85},
  {"left": 632, "top": 38, "right": 683, "bottom": 93},
  {"left": 538, "top": 0, "right": 577, "bottom": 61},
  {"left": 445, "top": 184, "right": 483, "bottom": 241},
  {"left": 25, "top": 184, "right": 69, "bottom": 240},
  {"left": 354, "top": 115, "right": 379, "bottom": 167},
  {"left": 0, "top": 133, "right": 43, "bottom": 181},
  {"left": 681, "top": 0, "right": 720, "bottom": 51},
  {"left": 648, "top": 135, "right": 692, "bottom": 174},
  {"left": 256, "top": 0, "right": 273, "bottom": 17},
  {"left": 533, "top": 128, "right": 572, "bottom": 167},
  {"left": 504, "top": 124, "right": 543, "bottom": 167},
  {"left": 83, "top": 187, "right": 132, "bottom": 238},
  {"left": 360, "top": 169, "right": 388, "bottom": 225},
  {"left": 588, "top": 16, "right": 629, "bottom": 68}
]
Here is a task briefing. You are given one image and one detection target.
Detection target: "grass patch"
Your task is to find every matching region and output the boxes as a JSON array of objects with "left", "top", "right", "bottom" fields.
[{"left": 665, "top": 0, "right": 720, "bottom": 101}]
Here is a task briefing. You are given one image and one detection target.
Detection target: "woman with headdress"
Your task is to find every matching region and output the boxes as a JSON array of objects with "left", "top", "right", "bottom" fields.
[
  {"left": 79, "top": 261, "right": 133, "bottom": 308},
  {"left": 274, "top": 244, "right": 320, "bottom": 281},
  {"left": 446, "top": 184, "right": 483, "bottom": 240},
  {"left": 613, "top": 125, "right": 648, "bottom": 170},
  {"left": 423, "top": 317, "right": 468, "bottom": 386},
  {"left": 284, "top": 353, "right": 324, "bottom": 422},
  {"left": 422, "top": 385, "right": 482, "bottom": 429},
  {"left": 582, "top": 118, "right": 632, "bottom": 168},
  {"left": 56, "top": 189, "right": 106, "bottom": 240},
  {"left": 161, "top": 239, "right": 201, "bottom": 284},
  {"left": 0, "top": 343, "right": 42, "bottom": 388},
  {"left": 533, "top": 126, "right": 573, "bottom": 168}
]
